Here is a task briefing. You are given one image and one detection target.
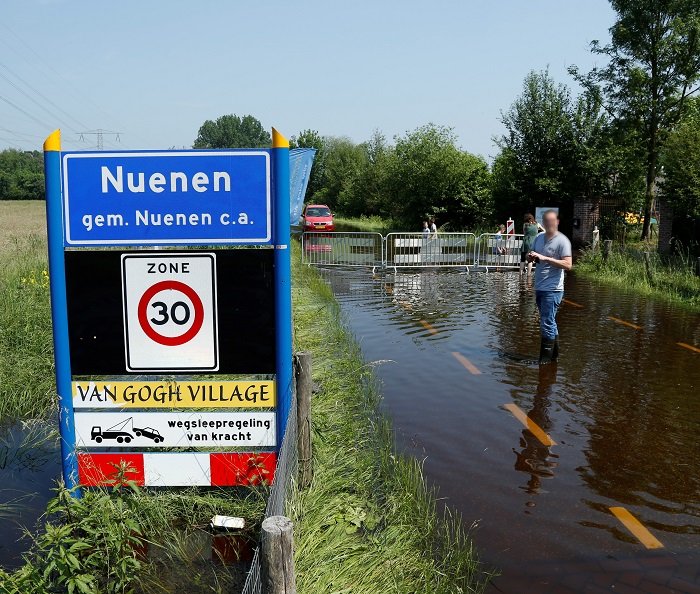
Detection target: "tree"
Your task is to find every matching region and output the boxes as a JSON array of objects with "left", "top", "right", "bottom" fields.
[
  {"left": 662, "top": 96, "right": 700, "bottom": 218},
  {"left": 571, "top": 0, "right": 700, "bottom": 239},
  {"left": 193, "top": 114, "right": 271, "bottom": 148},
  {"left": 350, "top": 129, "right": 391, "bottom": 216},
  {"left": 384, "top": 124, "right": 492, "bottom": 228},
  {"left": 0, "top": 149, "right": 44, "bottom": 200},
  {"left": 313, "top": 137, "right": 366, "bottom": 213},
  {"left": 290, "top": 129, "right": 325, "bottom": 200},
  {"left": 495, "top": 71, "right": 578, "bottom": 217},
  {"left": 494, "top": 70, "right": 646, "bottom": 223}
]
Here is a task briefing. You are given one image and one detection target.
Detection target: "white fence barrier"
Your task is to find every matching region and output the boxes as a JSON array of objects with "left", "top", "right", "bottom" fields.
[
  {"left": 301, "top": 231, "right": 526, "bottom": 270},
  {"left": 473, "top": 233, "right": 523, "bottom": 270},
  {"left": 301, "top": 232, "right": 384, "bottom": 268},
  {"left": 385, "top": 233, "right": 477, "bottom": 268}
]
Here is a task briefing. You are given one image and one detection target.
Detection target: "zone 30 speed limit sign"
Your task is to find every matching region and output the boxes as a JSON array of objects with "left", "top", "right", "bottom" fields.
[{"left": 121, "top": 253, "right": 219, "bottom": 372}]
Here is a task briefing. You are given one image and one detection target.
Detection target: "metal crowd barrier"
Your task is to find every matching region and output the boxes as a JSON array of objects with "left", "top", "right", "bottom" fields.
[
  {"left": 473, "top": 233, "right": 523, "bottom": 270},
  {"left": 385, "top": 232, "right": 477, "bottom": 268},
  {"left": 301, "top": 232, "right": 384, "bottom": 271},
  {"left": 300, "top": 231, "right": 525, "bottom": 271}
]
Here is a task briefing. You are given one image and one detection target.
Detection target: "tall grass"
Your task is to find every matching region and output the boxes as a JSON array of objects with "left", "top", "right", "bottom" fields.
[
  {"left": 0, "top": 235, "right": 56, "bottom": 422},
  {"left": 576, "top": 245, "right": 700, "bottom": 312},
  {"left": 333, "top": 215, "right": 395, "bottom": 234},
  {"left": 289, "top": 243, "right": 489, "bottom": 593}
]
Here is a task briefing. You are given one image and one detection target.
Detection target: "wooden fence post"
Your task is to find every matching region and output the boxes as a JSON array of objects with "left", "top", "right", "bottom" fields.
[
  {"left": 261, "top": 516, "right": 297, "bottom": 594},
  {"left": 603, "top": 240, "right": 613, "bottom": 261},
  {"left": 295, "top": 351, "right": 313, "bottom": 489}
]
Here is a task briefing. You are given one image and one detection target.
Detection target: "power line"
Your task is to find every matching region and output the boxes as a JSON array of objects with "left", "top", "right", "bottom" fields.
[
  {"left": 0, "top": 23, "right": 151, "bottom": 147},
  {"left": 0, "top": 92, "right": 53, "bottom": 129},
  {"left": 0, "top": 61, "right": 89, "bottom": 131},
  {"left": 0, "top": 127, "right": 44, "bottom": 140},
  {"left": 0, "top": 67, "right": 79, "bottom": 133}
]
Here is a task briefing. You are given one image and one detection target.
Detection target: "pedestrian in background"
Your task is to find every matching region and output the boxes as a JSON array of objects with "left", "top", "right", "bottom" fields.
[
  {"left": 494, "top": 224, "right": 506, "bottom": 256},
  {"left": 429, "top": 218, "right": 438, "bottom": 238},
  {"left": 520, "top": 213, "right": 539, "bottom": 276},
  {"left": 527, "top": 210, "right": 572, "bottom": 364}
]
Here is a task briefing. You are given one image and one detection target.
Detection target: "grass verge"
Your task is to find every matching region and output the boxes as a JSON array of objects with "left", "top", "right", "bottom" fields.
[
  {"left": 333, "top": 215, "right": 395, "bottom": 234},
  {"left": 289, "top": 243, "right": 488, "bottom": 593},
  {"left": 575, "top": 246, "right": 700, "bottom": 312},
  {"left": 0, "top": 235, "right": 56, "bottom": 422}
]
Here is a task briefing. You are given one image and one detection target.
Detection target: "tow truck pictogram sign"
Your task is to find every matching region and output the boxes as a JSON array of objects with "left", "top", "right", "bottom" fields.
[{"left": 121, "top": 253, "right": 218, "bottom": 372}]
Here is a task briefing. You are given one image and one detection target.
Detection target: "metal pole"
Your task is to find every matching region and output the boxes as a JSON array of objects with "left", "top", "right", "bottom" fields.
[
  {"left": 272, "top": 128, "right": 293, "bottom": 448},
  {"left": 43, "top": 130, "right": 81, "bottom": 495}
]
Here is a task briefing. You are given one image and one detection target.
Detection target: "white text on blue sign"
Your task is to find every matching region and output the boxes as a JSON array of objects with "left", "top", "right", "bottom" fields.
[{"left": 62, "top": 151, "right": 271, "bottom": 246}]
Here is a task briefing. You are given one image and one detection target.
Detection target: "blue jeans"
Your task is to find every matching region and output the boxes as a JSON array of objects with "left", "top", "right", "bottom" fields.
[{"left": 536, "top": 291, "right": 563, "bottom": 340}]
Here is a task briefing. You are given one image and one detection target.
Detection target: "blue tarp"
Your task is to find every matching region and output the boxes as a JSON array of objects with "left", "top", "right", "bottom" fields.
[{"left": 289, "top": 148, "right": 316, "bottom": 224}]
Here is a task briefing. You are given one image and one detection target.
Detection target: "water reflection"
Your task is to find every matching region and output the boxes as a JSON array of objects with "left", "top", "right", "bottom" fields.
[
  {"left": 513, "top": 365, "right": 559, "bottom": 499},
  {"left": 0, "top": 420, "right": 60, "bottom": 569}
]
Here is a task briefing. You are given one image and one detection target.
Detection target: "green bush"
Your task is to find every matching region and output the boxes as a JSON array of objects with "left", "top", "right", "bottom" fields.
[{"left": 2, "top": 476, "right": 145, "bottom": 594}]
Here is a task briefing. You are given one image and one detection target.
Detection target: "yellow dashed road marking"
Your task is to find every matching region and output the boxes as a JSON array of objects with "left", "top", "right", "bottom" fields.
[
  {"left": 610, "top": 506, "right": 664, "bottom": 549},
  {"left": 608, "top": 316, "right": 642, "bottom": 330},
  {"left": 503, "top": 403, "right": 556, "bottom": 447},
  {"left": 452, "top": 351, "right": 482, "bottom": 375}
]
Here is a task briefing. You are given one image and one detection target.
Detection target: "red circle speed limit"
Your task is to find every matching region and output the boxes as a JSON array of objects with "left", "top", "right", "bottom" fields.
[{"left": 137, "top": 280, "right": 204, "bottom": 346}]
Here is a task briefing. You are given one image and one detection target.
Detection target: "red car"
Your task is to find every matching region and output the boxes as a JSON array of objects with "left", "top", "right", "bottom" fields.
[{"left": 302, "top": 204, "right": 335, "bottom": 232}]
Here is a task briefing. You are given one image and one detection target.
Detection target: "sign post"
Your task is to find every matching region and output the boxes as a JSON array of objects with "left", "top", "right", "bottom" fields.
[
  {"left": 43, "top": 128, "right": 292, "bottom": 493},
  {"left": 272, "top": 129, "right": 293, "bottom": 444},
  {"left": 44, "top": 129, "right": 80, "bottom": 492}
]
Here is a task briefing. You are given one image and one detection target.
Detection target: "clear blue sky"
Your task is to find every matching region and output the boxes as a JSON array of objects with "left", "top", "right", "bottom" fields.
[{"left": 1, "top": 0, "right": 614, "bottom": 160}]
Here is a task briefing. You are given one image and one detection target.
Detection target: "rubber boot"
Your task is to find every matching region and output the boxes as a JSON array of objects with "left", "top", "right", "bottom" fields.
[
  {"left": 552, "top": 337, "right": 559, "bottom": 361},
  {"left": 539, "top": 337, "right": 556, "bottom": 365}
]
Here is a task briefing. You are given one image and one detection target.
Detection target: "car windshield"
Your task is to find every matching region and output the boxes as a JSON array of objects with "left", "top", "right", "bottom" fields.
[{"left": 306, "top": 207, "right": 331, "bottom": 217}]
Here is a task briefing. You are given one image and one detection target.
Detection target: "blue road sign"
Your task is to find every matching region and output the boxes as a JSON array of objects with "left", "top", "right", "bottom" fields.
[{"left": 62, "top": 150, "right": 271, "bottom": 246}]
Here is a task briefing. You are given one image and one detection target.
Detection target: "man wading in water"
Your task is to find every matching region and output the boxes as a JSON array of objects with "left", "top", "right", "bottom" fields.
[{"left": 527, "top": 210, "right": 572, "bottom": 364}]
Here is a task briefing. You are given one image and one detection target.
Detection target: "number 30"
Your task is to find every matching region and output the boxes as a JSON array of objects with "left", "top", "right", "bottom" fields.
[{"left": 150, "top": 301, "right": 191, "bottom": 326}]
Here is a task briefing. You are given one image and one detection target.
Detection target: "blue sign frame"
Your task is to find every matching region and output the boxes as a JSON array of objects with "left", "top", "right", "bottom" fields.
[
  {"left": 62, "top": 150, "right": 271, "bottom": 246},
  {"left": 43, "top": 131, "right": 292, "bottom": 495}
]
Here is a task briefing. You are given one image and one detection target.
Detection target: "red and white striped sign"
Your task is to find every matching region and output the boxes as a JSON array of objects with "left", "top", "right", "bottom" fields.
[
  {"left": 77, "top": 451, "right": 277, "bottom": 487},
  {"left": 506, "top": 218, "right": 515, "bottom": 235}
]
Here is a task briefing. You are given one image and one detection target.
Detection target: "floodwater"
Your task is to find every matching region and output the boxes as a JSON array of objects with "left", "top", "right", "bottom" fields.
[
  {"left": 318, "top": 267, "right": 700, "bottom": 593},
  {"left": 0, "top": 421, "right": 60, "bottom": 568}
]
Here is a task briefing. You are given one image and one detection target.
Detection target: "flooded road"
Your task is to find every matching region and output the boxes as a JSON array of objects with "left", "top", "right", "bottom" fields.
[{"left": 318, "top": 267, "right": 700, "bottom": 592}]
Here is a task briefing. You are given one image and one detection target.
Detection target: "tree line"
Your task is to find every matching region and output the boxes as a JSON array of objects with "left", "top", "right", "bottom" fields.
[
  {"left": 0, "top": 149, "right": 43, "bottom": 201},
  {"left": 191, "top": 115, "right": 492, "bottom": 229}
]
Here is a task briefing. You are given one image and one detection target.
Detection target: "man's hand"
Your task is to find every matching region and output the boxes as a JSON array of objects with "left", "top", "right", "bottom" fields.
[{"left": 529, "top": 250, "right": 572, "bottom": 271}]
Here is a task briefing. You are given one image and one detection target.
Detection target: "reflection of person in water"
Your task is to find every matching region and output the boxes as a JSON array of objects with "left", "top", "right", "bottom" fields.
[{"left": 513, "top": 365, "right": 559, "bottom": 497}]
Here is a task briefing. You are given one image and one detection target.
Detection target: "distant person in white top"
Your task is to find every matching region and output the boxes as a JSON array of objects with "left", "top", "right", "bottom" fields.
[
  {"left": 422, "top": 220, "right": 430, "bottom": 235},
  {"left": 429, "top": 218, "right": 438, "bottom": 237},
  {"left": 527, "top": 210, "right": 572, "bottom": 364}
]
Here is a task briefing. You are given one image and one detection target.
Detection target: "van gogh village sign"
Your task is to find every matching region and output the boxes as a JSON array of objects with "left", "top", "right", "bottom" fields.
[{"left": 43, "top": 130, "right": 292, "bottom": 490}]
